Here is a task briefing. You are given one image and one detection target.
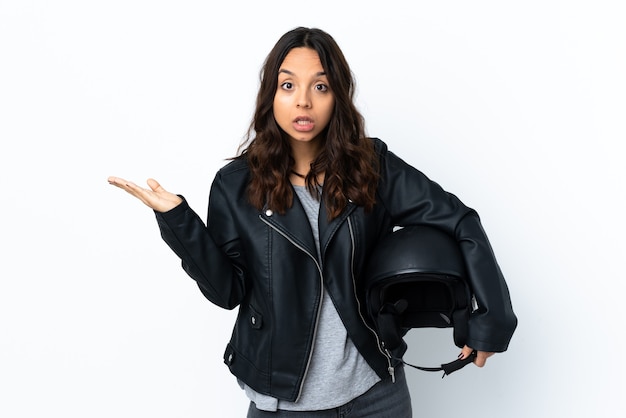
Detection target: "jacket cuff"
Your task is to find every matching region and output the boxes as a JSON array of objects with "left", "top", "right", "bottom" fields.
[{"left": 154, "top": 195, "right": 188, "bottom": 221}]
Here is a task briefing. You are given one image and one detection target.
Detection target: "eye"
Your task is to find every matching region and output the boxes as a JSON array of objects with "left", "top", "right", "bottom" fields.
[
  {"left": 280, "top": 82, "right": 293, "bottom": 90},
  {"left": 315, "top": 84, "right": 329, "bottom": 92}
]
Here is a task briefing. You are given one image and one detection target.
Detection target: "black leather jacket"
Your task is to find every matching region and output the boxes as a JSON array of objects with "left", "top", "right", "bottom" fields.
[{"left": 155, "top": 138, "right": 517, "bottom": 402}]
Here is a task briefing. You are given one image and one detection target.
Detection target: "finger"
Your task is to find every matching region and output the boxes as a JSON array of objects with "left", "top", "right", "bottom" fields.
[
  {"left": 459, "top": 345, "right": 474, "bottom": 360},
  {"left": 108, "top": 176, "right": 141, "bottom": 191},
  {"left": 121, "top": 180, "right": 146, "bottom": 196},
  {"left": 474, "top": 351, "right": 495, "bottom": 368},
  {"left": 108, "top": 176, "right": 150, "bottom": 200},
  {"left": 474, "top": 353, "right": 487, "bottom": 367},
  {"left": 107, "top": 176, "right": 129, "bottom": 188}
]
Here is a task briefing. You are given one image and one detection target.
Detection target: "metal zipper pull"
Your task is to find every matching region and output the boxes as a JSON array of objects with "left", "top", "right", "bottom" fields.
[{"left": 388, "top": 366, "right": 396, "bottom": 383}]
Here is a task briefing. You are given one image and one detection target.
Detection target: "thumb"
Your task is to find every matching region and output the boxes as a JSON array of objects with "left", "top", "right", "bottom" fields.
[{"left": 146, "top": 178, "right": 164, "bottom": 193}]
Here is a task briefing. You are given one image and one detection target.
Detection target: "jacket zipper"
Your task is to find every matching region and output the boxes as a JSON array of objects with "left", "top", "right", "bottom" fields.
[
  {"left": 259, "top": 215, "right": 324, "bottom": 402},
  {"left": 347, "top": 217, "right": 395, "bottom": 383}
]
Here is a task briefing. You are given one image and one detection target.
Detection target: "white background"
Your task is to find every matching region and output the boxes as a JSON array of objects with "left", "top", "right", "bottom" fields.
[{"left": 1, "top": 1, "right": 624, "bottom": 417}]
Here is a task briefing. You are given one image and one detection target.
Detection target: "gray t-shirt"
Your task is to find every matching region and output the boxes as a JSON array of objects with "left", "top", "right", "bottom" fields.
[{"left": 242, "top": 185, "right": 380, "bottom": 411}]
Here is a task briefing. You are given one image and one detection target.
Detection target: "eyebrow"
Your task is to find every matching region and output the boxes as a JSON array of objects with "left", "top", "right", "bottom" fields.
[{"left": 278, "top": 69, "right": 327, "bottom": 77}]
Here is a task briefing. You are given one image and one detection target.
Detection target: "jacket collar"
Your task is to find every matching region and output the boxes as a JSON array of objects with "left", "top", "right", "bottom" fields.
[{"left": 259, "top": 190, "right": 357, "bottom": 262}]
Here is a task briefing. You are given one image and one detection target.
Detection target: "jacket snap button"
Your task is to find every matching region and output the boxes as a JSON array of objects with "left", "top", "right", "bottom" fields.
[
  {"left": 228, "top": 353, "right": 233, "bottom": 363},
  {"left": 265, "top": 209, "right": 273, "bottom": 217},
  {"left": 251, "top": 316, "right": 256, "bottom": 325}
]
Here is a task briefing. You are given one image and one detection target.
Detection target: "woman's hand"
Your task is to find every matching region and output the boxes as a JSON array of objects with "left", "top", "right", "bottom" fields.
[
  {"left": 460, "top": 345, "right": 494, "bottom": 368},
  {"left": 107, "top": 176, "right": 183, "bottom": 213}
]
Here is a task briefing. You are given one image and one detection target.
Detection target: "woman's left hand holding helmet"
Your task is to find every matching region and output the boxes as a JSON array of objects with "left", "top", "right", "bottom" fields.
[{"left": 460, "top": 345, "right": 495, "bottom": 368}]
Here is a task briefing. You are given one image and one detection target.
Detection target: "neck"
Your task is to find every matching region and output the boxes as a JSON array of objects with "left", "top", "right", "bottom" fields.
[
  {"left": 288, "top": 138, "right": 324, "bottom": 184},
  {"left": 289, "top": 138, "right": 322, "bottom": 167}
]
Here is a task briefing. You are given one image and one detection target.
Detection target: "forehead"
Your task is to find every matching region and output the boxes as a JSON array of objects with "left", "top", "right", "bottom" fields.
[{"left": 279, "top": 47, "right": 325, "bottom": 75}]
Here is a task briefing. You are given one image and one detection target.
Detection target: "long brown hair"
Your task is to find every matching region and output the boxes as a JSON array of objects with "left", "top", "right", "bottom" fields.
[{"left": 238, "top": 27, "right": 379, "bottom": 219}]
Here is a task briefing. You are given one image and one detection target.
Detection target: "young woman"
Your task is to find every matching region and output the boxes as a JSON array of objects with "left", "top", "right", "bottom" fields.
[{"left": 108, "top": 27, "right": 517, "bottom": 417}]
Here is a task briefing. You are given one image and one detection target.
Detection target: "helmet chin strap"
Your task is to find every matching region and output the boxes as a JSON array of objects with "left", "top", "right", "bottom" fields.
[{"left": 393, "top": 350, "right": 477, "bottom": 378}]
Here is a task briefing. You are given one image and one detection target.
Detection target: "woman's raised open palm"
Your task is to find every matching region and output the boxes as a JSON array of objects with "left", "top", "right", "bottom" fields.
[{"left": 107, "top": 176, "right": 183, "bottom": 213}]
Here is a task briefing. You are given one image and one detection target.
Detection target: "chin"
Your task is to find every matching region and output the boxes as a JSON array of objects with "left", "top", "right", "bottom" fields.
[{"left": 289, "top": 135, "right": 318, "bottom": 143}]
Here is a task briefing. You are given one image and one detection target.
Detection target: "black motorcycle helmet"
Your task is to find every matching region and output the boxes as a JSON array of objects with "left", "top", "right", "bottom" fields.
[{"left": 363, "top": 225, "right": 473, "bottom": 356}]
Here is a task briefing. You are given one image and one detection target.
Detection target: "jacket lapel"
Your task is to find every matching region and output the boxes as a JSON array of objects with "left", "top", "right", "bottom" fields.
[
  {"left": 260, "top": 192, "right": 318, "bottom": 259},
  {"left": 318, "top": 199, "right": 357, "bottom": 261}
]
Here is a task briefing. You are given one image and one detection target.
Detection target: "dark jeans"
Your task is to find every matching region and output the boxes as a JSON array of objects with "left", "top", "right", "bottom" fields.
[{"left": 246, "top": 365, "right": 412, "bottom": 418}]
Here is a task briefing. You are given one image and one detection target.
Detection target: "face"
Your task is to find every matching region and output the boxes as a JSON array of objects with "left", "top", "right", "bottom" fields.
[{"left": 273, "top": 47, "right": 335, "bottom": 147}]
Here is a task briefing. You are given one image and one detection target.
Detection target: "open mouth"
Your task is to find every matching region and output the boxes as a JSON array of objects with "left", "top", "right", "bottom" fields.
[{"left": 293, "top": 117, "right": 315, "bottom": 132}]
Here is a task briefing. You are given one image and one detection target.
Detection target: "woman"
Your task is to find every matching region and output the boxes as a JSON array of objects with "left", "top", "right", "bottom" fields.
[{"left": 108, "top": 27, "right": 517, "bottom": 417}]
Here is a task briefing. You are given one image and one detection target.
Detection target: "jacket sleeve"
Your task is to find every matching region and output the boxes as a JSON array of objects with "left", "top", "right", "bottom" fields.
[
  {"left": 374, "top": 138, "right": 517, "bottom": 352},
  {"left": 154, "top": 173, "right": 246, "bottom": 310}
]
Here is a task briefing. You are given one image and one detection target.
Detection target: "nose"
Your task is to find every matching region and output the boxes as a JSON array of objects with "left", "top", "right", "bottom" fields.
[{"left": 296, "top": 90, "right": 311, "bottom": 108}]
